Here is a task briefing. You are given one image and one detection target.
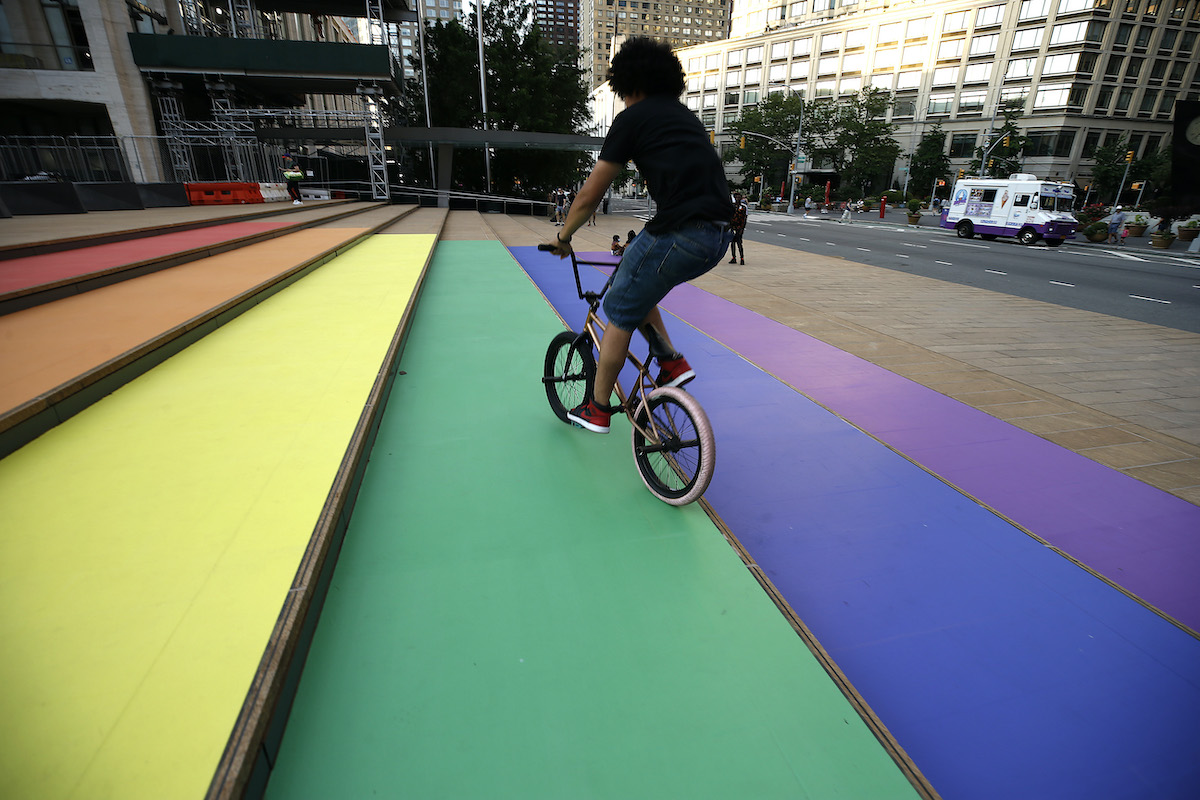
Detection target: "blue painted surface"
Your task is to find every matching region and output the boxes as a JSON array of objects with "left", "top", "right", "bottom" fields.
[{"left": 513, "top": 246, "right": 1200, "bottom": 800}]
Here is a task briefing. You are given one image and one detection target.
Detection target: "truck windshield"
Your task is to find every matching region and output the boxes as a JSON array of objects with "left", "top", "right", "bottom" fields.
[{"left": 1040, "top": 194, "right": 1073, "bottom": 212}]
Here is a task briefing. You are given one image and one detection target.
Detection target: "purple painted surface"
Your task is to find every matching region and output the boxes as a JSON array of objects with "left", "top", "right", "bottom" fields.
[{"left": 656, "top": 279, "right": 1200, "bottom": 631}]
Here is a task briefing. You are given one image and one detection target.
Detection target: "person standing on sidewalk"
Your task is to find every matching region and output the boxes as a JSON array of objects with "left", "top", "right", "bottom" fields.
[
  {"left": 1108, "top": 205, "right": 1126, "bottom": 245},
  {"left": 804, "top": 196, "right": 814, "bottom": 219},
  {"left": 542, "top": 37, "right": 733, "bottom": 434},
  {"left": 728, "top": 192, "right": 747, "bottom": 264}
]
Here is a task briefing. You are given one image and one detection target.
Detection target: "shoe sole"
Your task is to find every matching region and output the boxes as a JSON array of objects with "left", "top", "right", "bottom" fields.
[
  {"left": 566, "top": 412, "right": 610, "bottom": 433},
  {"left": 658, "top": 370, "right": 696, "bottom": 389}
]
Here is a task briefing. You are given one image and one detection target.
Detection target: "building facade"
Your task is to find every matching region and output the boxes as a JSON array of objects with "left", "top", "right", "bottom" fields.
[
  {"left": 578, "top": 0, "right": 733, "bottom": 89},
  {"left": 535, "top": 0, "right": 582, "bottom": 48},
  {"left": 670, "top": 0, "right": 1198, "bottom": 192}
]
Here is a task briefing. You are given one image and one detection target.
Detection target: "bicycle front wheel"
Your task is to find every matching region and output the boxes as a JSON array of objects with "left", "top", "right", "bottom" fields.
[
  {"left": 630, "top": 387, "right": 715, "bottom": 506},
  {"left": 543, "top": 330, "right": 595, "bottom": 423}
]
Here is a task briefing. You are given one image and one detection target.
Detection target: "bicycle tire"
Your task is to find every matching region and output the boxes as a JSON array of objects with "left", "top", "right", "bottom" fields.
[
  {"left": 543, "top": 330, "right": 595, "bottom": 423},
  {"left": 630, "top": 387, "right": 715, "bottom": 506}
]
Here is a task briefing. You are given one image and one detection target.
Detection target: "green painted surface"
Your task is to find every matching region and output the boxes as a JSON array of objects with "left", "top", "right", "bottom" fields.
[{"left": 265, "top": 241, "right": 922, "bottom": 799}]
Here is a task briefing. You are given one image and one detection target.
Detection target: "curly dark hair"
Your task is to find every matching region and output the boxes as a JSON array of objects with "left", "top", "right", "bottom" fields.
[{"left": 606, "top": 37, "right": 686, "bottom": 99}]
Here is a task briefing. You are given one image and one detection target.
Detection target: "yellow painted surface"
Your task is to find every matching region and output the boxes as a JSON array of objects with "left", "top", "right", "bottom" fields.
[{"left": 0, "top": 234, "right": 434, "bottom": 799}]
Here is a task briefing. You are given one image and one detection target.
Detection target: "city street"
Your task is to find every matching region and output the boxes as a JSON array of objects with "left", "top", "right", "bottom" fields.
[{"left": 605, "top": 198, "right": 1200, "bottom": 333}]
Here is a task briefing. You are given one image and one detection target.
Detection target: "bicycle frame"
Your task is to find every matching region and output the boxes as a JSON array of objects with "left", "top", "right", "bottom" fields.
[{"left": 568, "top": 255, "right": 663, "bottom": 444}]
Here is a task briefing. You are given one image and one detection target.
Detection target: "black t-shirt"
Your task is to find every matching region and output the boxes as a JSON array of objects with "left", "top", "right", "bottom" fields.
[{"left": 600, "top": 94, "right": 732, "bottom": 233}]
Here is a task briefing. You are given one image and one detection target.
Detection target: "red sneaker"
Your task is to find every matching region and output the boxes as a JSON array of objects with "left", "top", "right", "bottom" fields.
[
  {"left": 567, "top": 399, "right": 612, "bottom": 433},
  {"left": 656, "top": 356, "right": 696, "bottom": 389}
]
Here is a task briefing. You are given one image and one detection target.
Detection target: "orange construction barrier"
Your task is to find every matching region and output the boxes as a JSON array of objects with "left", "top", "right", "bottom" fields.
[{"left": 185, "top": 182, "right": 265, "bottom": 205}]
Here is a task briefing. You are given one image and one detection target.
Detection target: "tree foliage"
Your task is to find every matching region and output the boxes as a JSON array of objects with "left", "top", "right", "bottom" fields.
[
  {"left": 908, "top": 123, "right": 951, "bottom": 199},
  {"left": 723, "top": 92, "right": 803, "bottom": 197},
  {"left": 400, "top": 0, "right": 592, "bottom": 195},
  {"left": 798, "top": 87, "right": 900, "bottom": 197}
]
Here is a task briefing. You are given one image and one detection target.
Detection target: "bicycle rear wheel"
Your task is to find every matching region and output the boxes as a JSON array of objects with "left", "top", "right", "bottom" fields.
[
  {"left": 630, "top": 387, "right": 715, "bottom": 506},
  {"left": 543, "top": 330, "right": 595, "bottom": 423}
]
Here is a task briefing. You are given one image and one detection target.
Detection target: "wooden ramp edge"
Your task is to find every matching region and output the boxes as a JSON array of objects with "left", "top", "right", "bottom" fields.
[{"left": 205, "top": 209, "right": 449, "bottom": 800}]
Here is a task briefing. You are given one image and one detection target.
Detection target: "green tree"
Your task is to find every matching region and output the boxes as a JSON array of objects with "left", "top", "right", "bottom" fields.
[
  {"left": 798, "top": 87, "right": 900, "bottom": 197},
  {"left": 908, "top": 123, "right": 951, "bottom": 199},
  {"left": 400, "top": 0, "right": 592, "bottom": 195},
  {"left": 724, "top": 91, "right": 803, "bottom": 199},
  {"left": 1089, "top": 135, "right": 1131, "bottom": 203}
]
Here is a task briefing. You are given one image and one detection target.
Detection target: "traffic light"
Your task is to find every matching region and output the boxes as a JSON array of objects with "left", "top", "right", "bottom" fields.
[
  {"left": 1002, "top": 135, "right": 1010, "bottom": 148},
  {"left": 936, "top": 179, "right": 946, "bottom": 186},
  {"left": 987, "top": 158, "right": 995, "bottom": 169},
  {"left": 709, "top": 130, "right": 715, "bottom": 145},
  {"left": 1126, "top": 150, "right": 1134, "bottom": 162},
  {"left": 1131, "top": 181, "right": 1144, "bottom": 190},
  {"left": 739, "top": 135, "right": 746, "bottom": 149},
  {"left": 957, "top": 169, "right": 965, "bottom": 179}
]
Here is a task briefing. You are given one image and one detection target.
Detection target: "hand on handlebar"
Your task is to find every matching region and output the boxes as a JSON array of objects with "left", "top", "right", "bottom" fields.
[{"left": 539, "top": 233, "right": 574, "bottom": 259}]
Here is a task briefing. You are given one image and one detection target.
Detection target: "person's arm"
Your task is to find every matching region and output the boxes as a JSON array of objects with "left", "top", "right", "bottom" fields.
[{"left": 546, "top": 159, "right": 624, "bottom": 257}]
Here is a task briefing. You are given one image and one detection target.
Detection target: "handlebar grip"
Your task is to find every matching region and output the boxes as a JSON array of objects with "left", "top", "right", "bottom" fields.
[{"left": 537, "top": 243, "right": 555, "bottom": 251}]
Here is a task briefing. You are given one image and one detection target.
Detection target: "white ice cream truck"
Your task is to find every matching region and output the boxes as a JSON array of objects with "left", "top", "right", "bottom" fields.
[{"left": 940, "top": 174, "right": 1078, "bottom": 247}]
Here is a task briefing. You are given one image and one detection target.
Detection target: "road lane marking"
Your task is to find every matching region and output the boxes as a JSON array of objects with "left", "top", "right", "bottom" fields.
[
  {"left": 986, "top": 269, "right": 1007, "bottom": 275},
  {"left": 857, "top": 247, "right": 871, "bottom": 251},
  {"left": 943, "top": 240, "right": 990, "bottom": 249},
  {"left": 902, "top": 242, "right": 928, "bottom": 248},
  {"left": 935, "top": 260, "right": 953, "bottom": 266},
  {"left": 896, "top": 254, "right": 909, "bottom": 258},
  {"left": 1050, "top": 280, "right": 1075, "bottom": 287},
  {"left": 1108, "top": 250, "right": 1148, "bottom": 261},
  {"left": 1130, "top": 294, "right": 1171, "bottom": 304}
]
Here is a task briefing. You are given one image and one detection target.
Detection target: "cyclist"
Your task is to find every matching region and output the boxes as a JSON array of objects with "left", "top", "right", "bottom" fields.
[{"left": 544, "top": 37, "right": 733, "bottom": 433}]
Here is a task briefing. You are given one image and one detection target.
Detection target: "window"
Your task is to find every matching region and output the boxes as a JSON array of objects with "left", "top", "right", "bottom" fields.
[
  {"left": 815, "top": 80, "right": 835, "bottom": 97},
  {"left": 938, "top": 39, "right": 964, "bottom": 60},
  {"left": 1159, "top": 90, "right": 1177, "bottom": 114},
  {"left": 687, "top": 77, "right": 701, "bottom": 92},
  {"left": 1007, "top": 57, "right": 1037, "bottom": 79},
  {"left": 1134, "top": 26, "right": 1152, "bottom": 49},
  {"left": 959, "top": 91, "right": 986, "bottom": 111},
  {"left": 928, "top": 93, "right": 954, "bottom": 113},
  {"left": 932, "top": 66, "right": 959, "bottom": 85},
  {"left": 793, "top": 38, "right": 812, "bottom": 56},
  {"left": 1114, "top": 87, "right": 1133, "bottom": 111},
  {"left": 943, "top": 11, "right": 968, "bottom": 31},
  {"left": 964, "top": 62, "right": 993, "bottom": 82},
  {"left": 1042, "top": 53, "right": 1079, "bottom": 74},
  {"left": 902, "top": 44, "right": 927, "bottom": 63},
  {"left": 1126, "top": 57, "right": 1144, "bottom": 79},
  {"left": 896, "top": 70, "right": 922, "bottom": 89},
  {"left": 1058, "top": 0, "right": 1093, "bottom": 12},
  {"left": 1001, "top": 86, "right": 1030, "bottom": 105},
  {"left": 950, "top": 134, "right": 979, "bottom": 158},
  {"left": 1050, "top": 21, "right": 1088, "bottom": 44},
  {"left": 1095, "top": 85, "right": 1114, "bottom": 108},
  {"left": 726, "top": 70, "right": 741, "bottom": 86},
  {"left": 727, "top": 49, "right": 743, "bottom": 66},
  {"left": 906, "top": 17, "right": 929, "bottom": 38},
  {"left": 704, "top": 74, "right": 719, "bottom": 90},
  {"left": 1139, "top": 88, "right": 1158, "bottom": 112},
  {"left": 769, "top": 64, "right": 787, "bottom": 81},
  {"left": 821, "top": 32, "right": 843, "bottom": 52},
  {"left": 1150, "top": 59, "right": 1169, "bottom": 80},
  {"left": 743, "top": 89, "right": 759, "bottom": 103},
  {"left": 842, "top": 53, "right": 865, "bottom": 72},
  {"left": 818, "top": 56, "right": 837, "bottom": 74},
  {"left": 1019, "top": 0, "right": 1050, "bottom": 19},
  {"left": 874, "top": 47, "right": 897, "bottom": 68},
  {"left": 840, "top": 77, "right": 861, "bottom": 93},
  {"left": 1169, "top": 61, "right": 1188, "bottom": 82},
  {"left": 1034, "top": 83, "right": 1071, "bottom": 107},
  {"left": 790, "top": 2, "right": 808, "bottom": 17},
  {"left": 747, "top": 46, "right": 763, "bottom": 62},
  {"left": 1104, "top": 54, "right": 1124, "bottom": 77},
  {"left": 893, "top": 98, "right": 916, "bottom": 116},
  {"left": 1082, "top": 131, "right": 1101, "bottom": 157},
  {"left": 702, "top": 93, "right": 717, "bottom": 108},
  {"left": 771, "top": 42, "right": 789, "bottom": 59},
  {"left": 724, "top": 91, "right": 739, "bottom": 106},
  {"left": 846, "top": 28, "right": 868, "bottom": 48},
  {"left": 745, "top": 67, "right": 761, "bottom": 84},
  {"left": 1160, "top": 29, "right": 1178, "bottom": 51},
  {"left": 971, "top": 34, "right": 999, "bottom": 55},
  {"left": 790, "top": 61, "right": 808, "bottom": 79},
  {"left": 705, "top": 54, "right": 719, "bottom": 70},
  {"left": 976, "top": 5, "right": 1004, "bottom": 26},
  {"left": 878, "top": 22, "right": 901, "bottom": 42},
  {"left": 1012, "top": 28, "right": 1042, "bottom": 50}
]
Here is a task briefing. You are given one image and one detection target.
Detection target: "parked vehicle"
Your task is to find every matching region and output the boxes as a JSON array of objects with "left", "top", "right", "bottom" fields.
[{"left": 941, "top": 173, "right": 1078, "bottom": 247}]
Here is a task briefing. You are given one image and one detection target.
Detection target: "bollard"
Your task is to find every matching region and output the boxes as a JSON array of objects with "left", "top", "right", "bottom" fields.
[{"left": 879, "top": 197, "right": 886, "bottom": 219}]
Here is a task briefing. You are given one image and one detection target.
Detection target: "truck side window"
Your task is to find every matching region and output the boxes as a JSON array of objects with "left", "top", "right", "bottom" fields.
[
  {"left": 981, "top": 189, "right": 997, "bottom": 202},
  {"left": 1014, "top": 194, "right": 1031, "bottom": 207}
]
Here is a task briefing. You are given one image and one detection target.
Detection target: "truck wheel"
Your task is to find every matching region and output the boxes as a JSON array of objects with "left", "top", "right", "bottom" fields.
[
  {"left": 956, "top": 221, "right": 975, "bottom": 239},
  {"left": 1018, "top": 228, "right": 1040, "bottom": 246},
  {"left": 1045, "top": 238, "right": 1063, "bottom": 247}
]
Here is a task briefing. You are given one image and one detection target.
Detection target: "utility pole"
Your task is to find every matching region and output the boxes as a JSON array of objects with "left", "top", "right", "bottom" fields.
[{"left": 476, "top": 0, "right": 492, "bottom": 193}]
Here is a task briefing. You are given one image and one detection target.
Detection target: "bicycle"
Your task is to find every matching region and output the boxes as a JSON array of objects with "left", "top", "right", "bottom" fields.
[{"left": 538, "top": 245, "right": 716, "bottom": 506}]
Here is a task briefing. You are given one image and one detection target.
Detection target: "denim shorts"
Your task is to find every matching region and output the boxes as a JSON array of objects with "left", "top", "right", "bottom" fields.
[{"left": 603, "top": 220, "right": 732, "bottom": 331}]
